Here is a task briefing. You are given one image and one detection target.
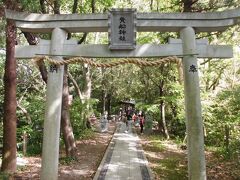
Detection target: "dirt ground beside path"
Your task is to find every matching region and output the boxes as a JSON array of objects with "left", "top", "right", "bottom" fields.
[
  {"left": 138, "top": 132, "right": 240, "bottom": 180},
  {"left": 12, "top": 122, "right": 117, "bottom": 180}
]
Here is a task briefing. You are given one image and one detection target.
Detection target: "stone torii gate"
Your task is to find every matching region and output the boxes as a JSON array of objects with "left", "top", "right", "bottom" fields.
[{"left": 5, "top": 8, "right": 239, "bottom": 180}]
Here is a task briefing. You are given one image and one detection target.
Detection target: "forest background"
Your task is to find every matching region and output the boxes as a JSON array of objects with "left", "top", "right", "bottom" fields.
[{"left": 0, "top": 0, "right": 239, "bottom": 177}]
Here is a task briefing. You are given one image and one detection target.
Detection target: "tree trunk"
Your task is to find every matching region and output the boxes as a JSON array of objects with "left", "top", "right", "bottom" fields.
[
  {"left": 101, "top": 67, "right": 106, "bottom": 114},
  {"left": 25, "top": 35, "right": 48, "bottom": 83},
  {"left": 82, "top": 64, "right": 92, "bottom": 127},
  {"left": 177, "top": 61, "right": 184, "bottom": 85},
  {"left": 182, "top": 0, "right": 198, "bottom": 12},
  {"left": 22, "top": 131, "right": 27, "bottom": 156},
  {"left": 1, "top": 18, "right": 17, "bottom": 172},
  {"left": 102, "top": 89, "right": 107, "bottom": 114},
  {"left": 61, "top": 65, "right": 76, "bottom": 157},
  {"left": 53, "top": 0, "right": 60, "bottom": 14},
  {"left": 72, "top": 0, "right": 79, "bottom": 13},
  {"left": 91, "top": 0, "right": 95, "bottom": 13},
  {"left": 160, "top": 101, "right": 170, "bottom": 139},
  {"left": 17, "top": 102, "right": 32, "bottom": 124},
  {"left": 224, "top": 124, "right": 230, "bottom": 155},
  {"left": 0, "top": 5, "right": 4, "bottom": 18},
  {"left": 39, "top": 0, "right": 47, "bottom": 13},
  {"left": 150, "top": 0, "right": 153, "bottom": 10},
  {"left": 106, "top": 93, "right": 112, "bottom": 117},
  {"left": 68, "top": 71, "right": 83, "bottom": 99},
  {"left": 35, "top": 60, "right": 48, "bottom": 83},
  {"left": 157, "top": 78, "right": 170, "bottom": 139},
  {"left": 82, "top": 64, "right": 92, "bottom": 101},
  {"left": 23, "top": 32, "right": 38, "bottom": 45}
]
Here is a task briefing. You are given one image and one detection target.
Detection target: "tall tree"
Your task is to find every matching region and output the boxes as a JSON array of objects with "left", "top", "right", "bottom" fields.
[
  {"left": 182, "top": 0, "right": 198, "bottom": 12},
  {"left": 61, "top": 65, "right": 76, "bottom": 157},
  {"left": 1, "top": 0, "right": 18, "bottom": 173},
  {"left": 141, "top": 65, "right": 171, "bottom": 139}
]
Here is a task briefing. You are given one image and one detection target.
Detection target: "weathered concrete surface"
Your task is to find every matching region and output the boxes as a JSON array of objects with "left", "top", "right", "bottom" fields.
[
  {"left": 181, "top": 27, "right": 206, "bottom": 180},
  {"left": 93, "top": 122, "right": 154, "bottom": 180},
  {"left": 15, "top": 43, "right": 233, "bottom": 58},
  {"left": 40, "top": 28, "right": 66, "bottom": 180},
  {"left": 5, "top": 8, "right": 240, "bottom": 33},
  {"left": 108, "top": 9, "right": 137, "bottom": 50}
]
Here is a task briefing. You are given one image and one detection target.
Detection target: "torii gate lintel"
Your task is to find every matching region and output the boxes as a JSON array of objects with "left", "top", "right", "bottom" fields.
[{"left": 15, "top": 38, "right": 233, "bottom": 59}]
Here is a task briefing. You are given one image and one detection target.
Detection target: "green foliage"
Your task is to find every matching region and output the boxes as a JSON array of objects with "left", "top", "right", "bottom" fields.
[
  {"left": 77, "top": 128, "right": 95, "bottom": 140},
  {"left": 59, "top": 156, "right": 77, "bottom": 165},
  {"left": 153, "top": 157, "right": 188, "bottom": 180},
  {"left": 213, "top": 142, "right": 240, "bottom": 160},
  {"left": 193, "top": 0, "right": 240, "bottom": 11},
  {"left": 143, "top": 135, "right": 187, "bottom": 179},
  {"left": 19, "top": 0, "right": 40, "bottom": 12},
  {"left": 203, "top": 85, "right": 240, "bottom": 159},
  {"left": 70, "top": 99, "right": 88, "bottom": 134},
  {"left": 0, "top": 23, "right": 5, "bottom": 49},
  {"left": 143, "top": 135, "right": 165, "bottom": 152},
  {"left": 0, "top": 172, "right": 12, "bottom": 180},
  {"left": 70, "top": 98, "right": 98, "bottom": 138},
  {"left": 14, "top": 61, "right": 46, "bottom": 155},
  {"left": 149, "top": 142, "right": 165, "bottom": 152},
  {"left": 16, "top": 100, "right": 45, "bottom": 155},
  {"left": 216, "top": 87, "right": 240, "bottom": 121}
]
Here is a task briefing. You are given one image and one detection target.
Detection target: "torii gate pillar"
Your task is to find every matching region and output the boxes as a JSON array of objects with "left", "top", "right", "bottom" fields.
[
  {"left": 40, "top": 28, "right": 66, "bottom": 180},
  {"left": 181, "top": 27, "right": 206, "bottom": 180}
]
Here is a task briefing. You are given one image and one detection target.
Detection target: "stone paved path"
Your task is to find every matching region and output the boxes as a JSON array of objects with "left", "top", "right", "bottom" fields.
[{"left": 93, "top": 122, "right": 153, "bottom": 180}]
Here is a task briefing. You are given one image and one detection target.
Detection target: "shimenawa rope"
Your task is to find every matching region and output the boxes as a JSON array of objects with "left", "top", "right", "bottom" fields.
[{"left": 34, "top": 56, "right": 180, "bottom": 68}]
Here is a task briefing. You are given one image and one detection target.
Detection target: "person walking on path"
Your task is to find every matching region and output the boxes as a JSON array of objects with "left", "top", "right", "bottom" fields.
[
  {"left": 139, "top": 114, "right": 144, "bottom": 134},
  {"left": 125, "top": 106, "right": 133, "bottom": 131}
]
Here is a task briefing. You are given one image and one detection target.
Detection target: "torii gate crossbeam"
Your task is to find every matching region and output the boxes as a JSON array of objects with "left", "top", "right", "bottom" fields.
[
  {"left": 5, "top": 8, "right": 240, "bottom": 33},
  {"left": 5, "top": 8, "right": 239, "bottom": 180}
]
